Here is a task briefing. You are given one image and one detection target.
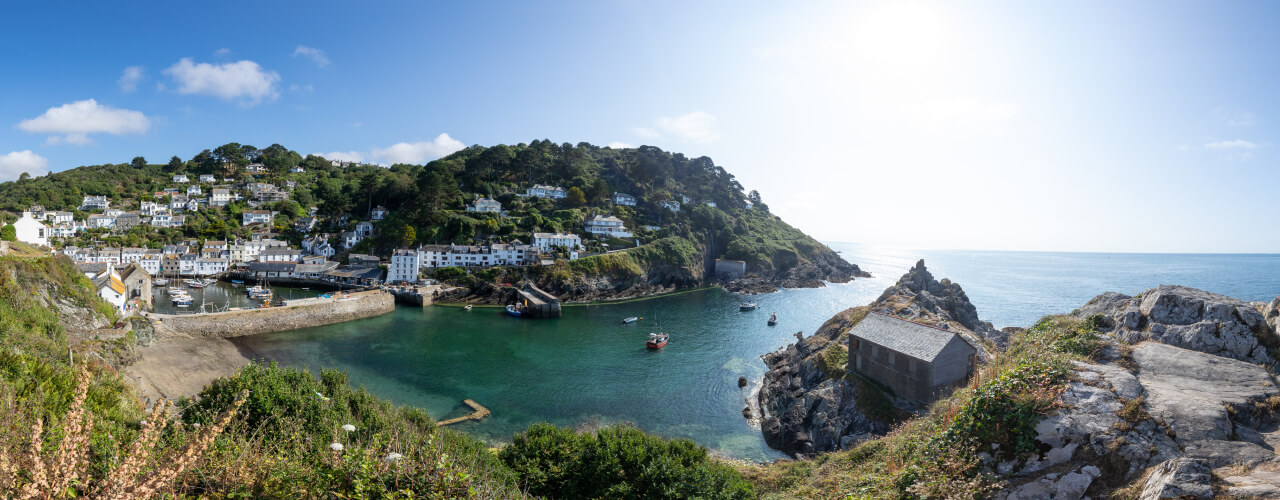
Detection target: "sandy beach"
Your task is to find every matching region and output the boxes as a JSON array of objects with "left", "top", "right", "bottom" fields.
[{"left": 125, "top": 337, "right": 253, "bottom": 403}]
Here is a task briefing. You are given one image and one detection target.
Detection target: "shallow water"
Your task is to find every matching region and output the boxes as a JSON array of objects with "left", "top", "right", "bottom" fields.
[{"left": 234, "top": 243, "right": 1280, "bottom": 460}]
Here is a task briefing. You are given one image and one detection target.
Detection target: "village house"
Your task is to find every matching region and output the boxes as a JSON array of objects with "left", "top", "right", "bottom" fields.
[
  {"left": 138, "top": 254, "right": 162, "bottom": 276},
  {"left": 173, "top": 174, "right": 189, "bottom": 183},
  {"left": 526, "top": 184, "right": 567, "bottom": 199},
  {"left": 28, "top": 205, "right": 46, "bottom": 219},
  {"left": 532, "top": 232, "right": 582, "bottom": 257},
  {"left": 170, "top": 195, "right": 189, "bottom": 212},
  {"left": 50, "top": 225, "right": 76, "bottom": 238},
  {"left": 118, "top": 263, "right": 152, "bottom": 307},
  {"left": 613, "top": 192, "right": 637, "bottom": 206},
  {"left": 121, "top": 247, "right": 147, "bottom": 263},
  {"left": 466, "top": 197, "right": 502, "bottom": 213},
  {"left": 88, "top": 214, "right": 115, "bottom": 229},
  {"left": 193, "top": 257, "right": 229, "bottom": 276},
  {"left": 340, "top": 231, "right": 361, "bottom": 249},
  {"left": 113, "top": 213, "right": 141, "bottom": 232},
  {"left": 13, "top": 211, "right": 49, "bottom": 247},
  {"left": 355, "top": 221, "right": 375, "bottom": 237},
  {"left": 210, "top": 188, "right": 232, "bottom": 207},
  {"left": 140, "top": 201, "right": 159, "bottom": 216},
  {"left": 847, "top": 313, "right": 977, "bottom": 403},
  {"left": 258, "top": 247, "right": 302, "bottom": 263},
  {"left": 242, "top": 210, "right": 273, "bottom": 226},
  {"left": 79, "top": 195, "right": 110, "bottom": 211},
  {"left": 659, "top": 200, "right": 681, "bottom": 212},
  {"left": 371, "top": 205, "right": 389, "bottom": 220},
  {"left": 199, "top": 174, "right": 216, "bottom": 183},
  {"left": 387, "top": 249, "right": 420, "bottom": 283},
  {"left": 92, "top": 269, "right": 127, "bottom": 313},
  {"left": 294, "top": 216, "right": 317, "bottom": 233},
  {"left": 246, "top": 163, "right": 266, "bottom": 173},
  {"left": 149, "top": 214, "right": 173, "bottom": 228},
  {"left": 168, "top": 215, "right": 187, "bottom": 227},
  {"left": 47, "top": 211, "right": 74, "bottom": 225},
  {"left": 289, "top": 165, "right": 306, "bottom": 174},
  {"left": 348, "top": 254, "right": 381, "bottom": 269},
  {"left": 187, "top": 185, "right": 203, "bottom": 196},
  {"left": 584, "top": 215, "right": 633, "bottom": 238}
]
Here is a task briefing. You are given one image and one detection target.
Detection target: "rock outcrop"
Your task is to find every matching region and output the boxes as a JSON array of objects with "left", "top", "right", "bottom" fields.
[
  {"left": 873, "top": 259, "right": 1007, "bottom": 348},
  {"left": 757, "top": 260, "right": 995, "bottom": 457},
  {"left": 997, "top": 340, "right": 1280, "bottom": 498},
  {"left": 1074, "top": 285, "right": 1278, "bottom": 363}
]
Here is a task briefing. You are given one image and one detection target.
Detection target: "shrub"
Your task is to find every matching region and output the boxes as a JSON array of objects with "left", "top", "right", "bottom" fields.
[{"left": 500, "top": 423, "right": 755, "bottom": 499}]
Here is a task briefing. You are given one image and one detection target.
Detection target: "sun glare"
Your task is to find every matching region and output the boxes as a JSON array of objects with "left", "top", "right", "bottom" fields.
[{"left": 852, "top": 2, "right": 945, "bottom": 68}]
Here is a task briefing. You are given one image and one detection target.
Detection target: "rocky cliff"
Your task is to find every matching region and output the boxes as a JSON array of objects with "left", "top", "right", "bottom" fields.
[
  {"left": 757, "top": 260, "right": 995, "bottom": 457},
  {"left": 1074, "top": 285, "right": 1279, "bottom": 363}
]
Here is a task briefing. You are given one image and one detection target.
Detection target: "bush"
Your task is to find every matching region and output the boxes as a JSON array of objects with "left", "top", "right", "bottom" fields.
[
  {"left": 0, "top": 224, "right": 14, "bottom": 241},
  {"left": 500, "top": 423, "right": 755, "bottom": 499}
]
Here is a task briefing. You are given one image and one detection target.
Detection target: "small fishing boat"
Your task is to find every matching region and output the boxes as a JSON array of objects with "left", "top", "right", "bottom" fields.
[
  {"left": 464, "top": 304, "right": 473, "bottom": 311},
  {"left": 622, "top": 316, "right": 641, "bottom": 324},
  {"left": 505, "top": 304, "right": 523, "bottom": 317},
  {"left": 231, "top": 280, "right": 245, "bottom": 285},
  {"left": 153, "top": 278, "right": 169, "bottom": 286},
  {"left": 768, "top": 312, "right": 778, "bottom": 326},
  {"left": 172, "top": 295, "right": 193, "bottom": 306},
  {"left": 646, "top": 332, "right": 669, "bottom": 349},
  {"left": 167, "top": 287, "right": 184, "bottom": 294},
  {"left": 740, "top": 302, "right": 758, "bottom": 311},
  {"left": 187, "top": 281, "right": 205, "bottom": 289}
]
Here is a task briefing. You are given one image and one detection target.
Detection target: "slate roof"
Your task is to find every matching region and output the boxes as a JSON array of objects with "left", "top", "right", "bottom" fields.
[{"left": 849, "top": 312, "right": 966, "bottom": 362}]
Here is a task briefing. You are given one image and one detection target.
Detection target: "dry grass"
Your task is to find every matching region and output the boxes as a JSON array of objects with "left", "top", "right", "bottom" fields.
[{"left": 1, "top": 367, "right": 247, "bottom": 499}]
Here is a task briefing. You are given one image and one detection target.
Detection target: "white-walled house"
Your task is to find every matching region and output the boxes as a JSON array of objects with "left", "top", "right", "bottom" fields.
[
  {"left": 140, "top": 201, "right": 159, "bottom": 216},
  {"left": 48, "top": 211, "right": 74, "bottom": 225},
  {"left": 187, "top": 185, "right": 203, "bottom": 196},
  {"left": 613, "top": 192, "right": 637, "bottom": 206},
  {"left": 80, "top": 196, "right": 110, "bottom": 211},
  {"left": 88, "top": 214, "right": 115, "bottom": 229},
  {"left": 199, "top": 174, "right": 216, "bottom": 183},
  {"left": 660, "top": 200, "right": 681, "bottom": 212},
  {"left": 13, "top": 212, "right": 49, "bottom": 247},
  {"left": 466, "top": 197, "right": 502, "bottom": 213},
  {"left": 242, "top": 210, "right": 273, "bottom": 226},
  {"left": 210, "top": 188, "right": 232, "bottom": 207},
  {"left": 584, "top": 215, "right": 633, "bottom": 238},
  {"left": 532, "top": 232, "right": 582, "bottom": 253},
  {"left": 387, "top": 249, "right": 421, "bottom": 283},
  {"left": 356, "top": 221, "right": 375, "bottom": 237},
  {"left": 93, "top": 269, "right": 127, "bottom": 313},
  {"left": 371, "top": 206, "right": 389, "bottom": 220},
  {"left": 258, "top": 248, "right": 302, "bottom": 263},
  {"left": 173, "top": 174, "right": 189, "bottom": 183},
  {"left": 526, "top": 184, "right": 567, "bottom": 199},
  {"left": 289, "top": 165, "right": 306, "bottom": 174}
]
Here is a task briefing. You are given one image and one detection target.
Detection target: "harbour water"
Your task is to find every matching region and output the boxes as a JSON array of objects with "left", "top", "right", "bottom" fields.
[
  {"left": 233, "top": 243, "right": 1280, "bottom": 460},
  {"left": 151, "top": 281, "right": 322, "bottom": 314}
]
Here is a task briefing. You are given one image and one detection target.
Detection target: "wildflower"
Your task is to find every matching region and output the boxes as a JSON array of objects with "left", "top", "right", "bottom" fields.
[
  {"left": 384, "top": 452, "right": 403, "bottom": 463},
  {"left": 341, "top": 424, "right": 355, "bottom": 432},
  {"left": 329, "top": 443, "right": 344, "bottom": 451}
]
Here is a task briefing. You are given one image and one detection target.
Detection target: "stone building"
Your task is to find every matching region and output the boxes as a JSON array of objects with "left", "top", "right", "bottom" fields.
[{"left": 847, "top": 312, "right": 976, "bottom": 403}]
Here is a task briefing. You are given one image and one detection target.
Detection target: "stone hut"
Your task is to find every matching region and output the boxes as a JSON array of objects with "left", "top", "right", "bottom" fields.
[
  {"left": 847, "top": 312, "right": 976, "bottom": 403},
  {"left": 118, "top": 262, "right": 153, "bottom": 308}
]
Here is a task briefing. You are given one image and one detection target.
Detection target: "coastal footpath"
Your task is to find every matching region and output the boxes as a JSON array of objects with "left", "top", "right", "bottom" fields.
[{"left": 148, "top": 289, "right": 393, "bottom": 338}]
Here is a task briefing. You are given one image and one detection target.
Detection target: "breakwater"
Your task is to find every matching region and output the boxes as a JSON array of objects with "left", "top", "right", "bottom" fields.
[{"left": 149, "top": 289, "right": 394, "bottom": 338}]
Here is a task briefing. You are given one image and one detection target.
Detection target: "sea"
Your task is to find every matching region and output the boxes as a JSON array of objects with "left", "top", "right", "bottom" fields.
[{"left": 233, "top": 243, "right": 1280, "bottom": 461}]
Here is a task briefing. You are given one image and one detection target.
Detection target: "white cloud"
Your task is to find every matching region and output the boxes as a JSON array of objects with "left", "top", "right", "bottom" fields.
[
  {"left": 607, "top": 141, "right": 634, "bottom": 149},
  {"left": 163, "top": 58, "right": 281, "bottom": 105},
  {"left": 0, "top": 150, "right": 49, "bottom": 181},
  {"left": 656, "top": 111, "right": 720, "bottom": 142},
  {"left": 370, "top": 134, "right": 466, "bottom": 165},
  {"left": 1203, "top": 139, "right": 1257, "bottom": 150},
  {"left": 288, "top": 83, "right": 315, "bottom": 93},
  {"left": 213, "top": 48, "right": 231, "bottom": 57},
  {"left": 316, "top": 151, "right": 365, "bottom": 162},
  {"left": 118, "top": 66, "right": 145, "bottom": 93},
  {"left": 293, "top": 45, "right": 330, "bottom": 67},
  {"left": 18, "top": 99, "right": 151, "bottom": 145},
  {"left": 1212, "top": 108, "right": 1255, "bottom": 128}
]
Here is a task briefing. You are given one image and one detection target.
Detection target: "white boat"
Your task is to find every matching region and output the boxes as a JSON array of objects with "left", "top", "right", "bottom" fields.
[
  {"left": 153, "top": 278, "right": 169, "bottom": 286},
  {"left": 622, "top": 316, "right": 641, "bottom": 324}
]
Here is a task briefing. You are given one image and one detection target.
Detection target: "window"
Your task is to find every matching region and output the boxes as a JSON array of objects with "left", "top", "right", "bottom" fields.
[{"left": 871, "top": 345, "right": 879, "bottom": 358}]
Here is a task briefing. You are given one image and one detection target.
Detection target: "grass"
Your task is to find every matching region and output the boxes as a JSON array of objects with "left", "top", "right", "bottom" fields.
[{"left": 741, "top": 314, "right": 1105, "bottom": 499}]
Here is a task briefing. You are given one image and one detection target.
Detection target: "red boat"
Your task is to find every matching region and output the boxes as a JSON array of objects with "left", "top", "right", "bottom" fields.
[{"left": 646, "top": 332, "right": 669, "bottom": 349}]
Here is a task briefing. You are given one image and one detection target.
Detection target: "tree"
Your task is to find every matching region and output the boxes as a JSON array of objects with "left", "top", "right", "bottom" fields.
[
  {"left": 0, "top": 224, "right": 14, "bottom": 242},
  {"left": 402, "top": 225, "right": 417, "bottom": 246},
  {"left": 167, "top": 156, "right": 184, "bottom": 171},
  {"left": 131, "top": 156, "right": 147, "bottom": 169},
  {"left": 565, "top": 186, "right": 586, "bottom": 207}
]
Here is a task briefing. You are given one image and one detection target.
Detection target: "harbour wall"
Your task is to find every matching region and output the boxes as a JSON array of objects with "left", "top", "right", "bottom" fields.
[{"left": 149, "top": 289, "right": 395, "bottom": 339}]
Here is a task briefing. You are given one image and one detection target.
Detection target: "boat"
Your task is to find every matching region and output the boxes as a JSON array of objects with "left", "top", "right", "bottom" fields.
[
  {"left": 246, "top": 286, "right": 273, "bottom": 300},
  {"left": 768, "top": 312, "right": 778, "bottom": 326},
  {"left": 231, "top": 280, "right": 244, "bottom": 285},
  {"left": 172, "top": 295, "right": 193, "bottom": 306},
  {"left": 646, "top": 332, "right": 669, "bottom": 349},
  {"left": 622, "top": 316, "right": 641, "bottom": 324},
  {"left": 505, "top": 304, "right": 524, "bottom": 317},
  {"left": 153, "top": 278, "right": 169, "bottom": 286},
  {"left": 167, "top": 287, "right": 184, "bottom": 294},
  {"left": 464, "top": 305, "right": 473, "bottom": 311},
  {"left": 740, "top": 302, "right": 758, "bottom": 311}
]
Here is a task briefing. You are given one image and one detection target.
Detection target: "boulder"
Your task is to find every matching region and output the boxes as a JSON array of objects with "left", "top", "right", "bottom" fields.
[
  {"left": 872, "top": 259, "right": 1005, "bottom": 349},
  {"left": 1075, "top": 285, "right": 1277, "bottom": 363},
  {"left": 1139, "top": 458, "right": 1213, "bottom": 500}
]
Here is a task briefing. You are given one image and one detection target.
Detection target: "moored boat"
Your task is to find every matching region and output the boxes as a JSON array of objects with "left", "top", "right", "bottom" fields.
[
  {"left": 768, "top": 312, "right": 778, "bottom": 326},
  {"left": 740, "top": 302, "right": 758, "bottom": 311},
  {"left": 505, "top": 304, "right": 524, "bottom": 317},
  {"left": 153, "top": 278, "right": 169, "bottom": 286},
  {"left": 622, "top": 316, "right": 641, "bottom": 324},
  {"left": 464, "top": 304, "right": 473, "bottom": 311},
  {"left": 646, "top": 332, "right": 668, "bottom": 349}
]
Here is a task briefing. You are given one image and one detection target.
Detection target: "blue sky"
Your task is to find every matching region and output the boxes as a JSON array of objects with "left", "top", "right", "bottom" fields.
[{"left": 1, "top": 1, "right": 1278, "bottom": 253}]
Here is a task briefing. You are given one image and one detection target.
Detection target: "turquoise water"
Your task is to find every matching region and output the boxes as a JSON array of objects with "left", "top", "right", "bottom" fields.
[
  {"left": 151, "top": 282, "right": 321, "bottom": 314},
  {"left": 234, "top": 243, "right": 1280, "bottom": 460}
]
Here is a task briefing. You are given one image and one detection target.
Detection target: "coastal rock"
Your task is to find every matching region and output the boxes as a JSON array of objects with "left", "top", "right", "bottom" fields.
[
  {"left": 1264, "top": 297, "right": 1280, "bottom": 334},
  {"left": 758, "top": 307, "right": 890, "bottom": 456},
  {"left": 872, "top": 259, "right": 1005, "bottom": 351},
  {"left": 1011, "top": 340, "right": 1280, "bottom": 497},
  {"left": 1139, "top": 458, "right": 1213, "bottom": 500},
  {"left": 1074, "top": 285, "right": 1278, "bottom": 363}
]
